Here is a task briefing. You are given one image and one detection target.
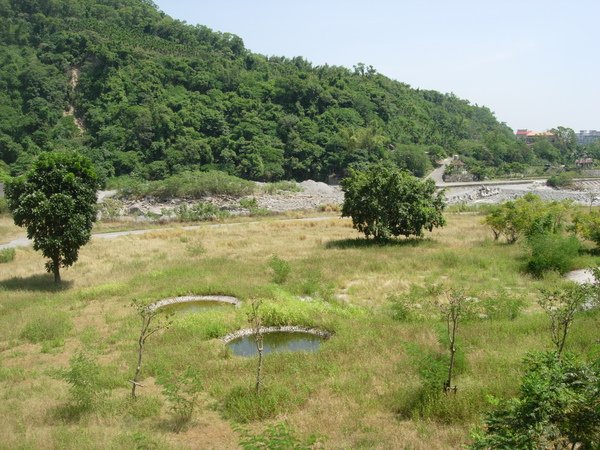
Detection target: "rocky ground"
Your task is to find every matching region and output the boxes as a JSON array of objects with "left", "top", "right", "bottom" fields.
[
  {"left": 98, "top": 178, "right": 600, "bottom": 222},
  {"left": 97, "top": 180, "right": 344, "bottom": 221},
  {"left": 445, "top": 180, "right": 600, "bottom": 206}
]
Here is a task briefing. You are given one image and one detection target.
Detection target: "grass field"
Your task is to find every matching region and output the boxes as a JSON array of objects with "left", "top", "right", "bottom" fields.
[{"left": 0, "top": 212, "right": 598, "bottom": 449}]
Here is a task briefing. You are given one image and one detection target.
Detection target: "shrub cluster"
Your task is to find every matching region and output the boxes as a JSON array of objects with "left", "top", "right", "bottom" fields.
[{"left": 115, "top": 171, "right": 256, "bottom": 200}]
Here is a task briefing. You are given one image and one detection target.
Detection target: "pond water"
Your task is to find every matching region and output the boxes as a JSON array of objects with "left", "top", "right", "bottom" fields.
[
  {"left": 162, "top": 300, "right": 234, "bottom": 315},
  {"left": 227, "top": 332, "right": 325, "bottom": 357}
]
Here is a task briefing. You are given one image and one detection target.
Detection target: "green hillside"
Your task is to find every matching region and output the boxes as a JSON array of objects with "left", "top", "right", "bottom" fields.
[{"left": 0, "top": 0, "right": 527, "bottom": 182}]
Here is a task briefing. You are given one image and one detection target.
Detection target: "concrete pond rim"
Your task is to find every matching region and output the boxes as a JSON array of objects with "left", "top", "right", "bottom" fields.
[
  {"left": 148, "top": 295, "right": 241, "bottom": 312},
  {"left": 221, "top": 325, "right": 333, "bottom": 344}
]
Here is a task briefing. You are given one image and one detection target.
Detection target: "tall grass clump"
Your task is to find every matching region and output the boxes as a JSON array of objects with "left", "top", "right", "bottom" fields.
[
  {"left": 238, "top": 422, "right": 320, "bottom": 449},
  {"left": 223, "top": 385, "right": 296, "bottom": 423},
  {"left": 21, "top": 311, "right": 72, "bottom": 347},
  {"left": 260, "top": 181, "right": 301, "bottom": 194},
  {"left": 268, "top": 255, "right": 291, "bottom": 284},
  {"left": 0, "top": 248, "right": 15, "bottom": 263},
  {"left": 0, "top": 197, "right": 9, "bottom": 214},
  {"left": 173, "top": 202, "right": 229, "bottom": 222},
  {"left": 526, "top": 233, "right": 581, "bottom": 277}
]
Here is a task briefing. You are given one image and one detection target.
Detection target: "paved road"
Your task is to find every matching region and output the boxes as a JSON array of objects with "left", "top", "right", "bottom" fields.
[{"left": 425, "top": 157, "right": 452, "bottom": 185}]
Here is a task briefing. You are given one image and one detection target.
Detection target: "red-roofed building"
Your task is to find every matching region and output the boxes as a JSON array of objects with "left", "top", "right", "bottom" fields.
[{"left": 515, "top": 129, "right": 556, "bottom": 144}]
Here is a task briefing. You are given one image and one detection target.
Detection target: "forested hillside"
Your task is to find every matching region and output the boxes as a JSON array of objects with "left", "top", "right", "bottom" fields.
[{"left": 0, "top": 0, "right": 527, "bottom": 182}]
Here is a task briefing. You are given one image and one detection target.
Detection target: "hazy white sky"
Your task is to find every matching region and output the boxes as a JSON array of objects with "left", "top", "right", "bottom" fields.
[{"left": 153, "top": 0, "right": 600, "bottom": 132}]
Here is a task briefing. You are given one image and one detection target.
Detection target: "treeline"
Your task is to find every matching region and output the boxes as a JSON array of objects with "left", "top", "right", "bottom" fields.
[{"left": 0, "top": 0, "right": 584, "bottom": 183}]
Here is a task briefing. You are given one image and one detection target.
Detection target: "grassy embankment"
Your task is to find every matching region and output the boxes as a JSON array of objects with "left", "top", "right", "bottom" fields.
[{"left": 0, "top": 211, "right": 598, "bottom": 449}]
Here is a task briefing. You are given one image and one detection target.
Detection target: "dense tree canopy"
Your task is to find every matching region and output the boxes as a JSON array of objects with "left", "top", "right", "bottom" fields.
[
  {"left": 0, "top": 0, "right": 536, "bottom": 183},
  {"left": 341, "top": 165, "right": 446, "bottom": 240},
  {"left": 6, "top": 151, "right": 99, "bottom": 282}
]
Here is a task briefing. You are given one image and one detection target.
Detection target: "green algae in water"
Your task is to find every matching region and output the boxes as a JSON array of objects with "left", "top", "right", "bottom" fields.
[{"left": 227, "top": 332, "right": 325, "bottom": 357}]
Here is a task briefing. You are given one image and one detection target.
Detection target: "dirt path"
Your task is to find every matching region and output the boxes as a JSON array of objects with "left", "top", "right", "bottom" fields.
[{"left": 0, "top": 215, "right": 338, "bottom": 250}]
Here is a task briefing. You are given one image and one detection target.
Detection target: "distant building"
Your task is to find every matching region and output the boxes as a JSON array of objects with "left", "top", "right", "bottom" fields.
[
  {"left": 575, "top": 157, "right": 594, "bottom": 168},
  {"left": 576, "top": 130, "right": 600, "bottom": 146},
  {"left": 516, "top": 129, "right": 556, "bottom": 144}
]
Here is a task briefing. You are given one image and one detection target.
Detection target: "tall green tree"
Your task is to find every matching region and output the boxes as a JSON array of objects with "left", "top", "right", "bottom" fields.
[
  {"left": 6, "top": 151, "right": 99, "bottom": 282},
  {"left": 341, "top": 165, "right": 445, "bottom": 240}
]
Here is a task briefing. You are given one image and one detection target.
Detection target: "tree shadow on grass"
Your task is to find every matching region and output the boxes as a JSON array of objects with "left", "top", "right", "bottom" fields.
[
  {"left": 325, "top": 237, "right": 433, "bottom": 250},
  {"left": 0, "top": 274, "right": 73, "bottom": 292}
]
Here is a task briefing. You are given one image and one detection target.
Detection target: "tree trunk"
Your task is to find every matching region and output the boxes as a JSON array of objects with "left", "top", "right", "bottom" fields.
[
  {"left": 52, "top": 256, "right": 61, "bottom": 283},
  {"left": 255, "top": 337, "right": 263, "bottom": 395}
]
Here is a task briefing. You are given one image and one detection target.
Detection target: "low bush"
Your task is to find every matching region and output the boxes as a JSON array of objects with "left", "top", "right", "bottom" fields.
[
  {"left": 174, "top": 202, "right": 229, "bottom": 222},
  {"left": 0, "top": 248, "right": 15, "bottom": 263},
  {"left": 526, "top": 233, "right": 581, "bottom": 277},
  {"left": 547, "top": 171, "right": 574, "bottom": 188},
  {"left": 239, "top": 197, "right": 271, "bottom": 216},
  {"left": 60, "top": 352, "right": 107, "bottom": 418},
  {"left": 470, "top": 352, "right": 600, "bottom": 449},
  {"left": 268, "top": 255, "right": 291, "bottom": 284},
  {"left": 115, "top": 171, "right": 256, "bottom": 200}
]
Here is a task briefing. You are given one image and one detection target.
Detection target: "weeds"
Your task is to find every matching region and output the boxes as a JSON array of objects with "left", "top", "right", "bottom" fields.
[
  {"left": 20, "top": 311, "right": 72, "bottom": 347},
  {"left": 268, "top": 255, "right": 291, "bottom": 284},
  {"left": 60, "top": 352, "right": 106, "bottom": 418},
  {"left": 238, "top": 422, "right": 320, "bottom": 449},
  {"left": 0, "top": 248, "right": 15, "bottom": 263},
  {"left": 172, "top": 202, "right": 229, "bottom": 222},
  {"left": 161, "top": 369, "right": 202, "bottom": 432}
]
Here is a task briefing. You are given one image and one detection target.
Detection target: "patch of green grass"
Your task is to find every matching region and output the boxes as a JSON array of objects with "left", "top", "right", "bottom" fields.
[
  {"left": 20, "top": 311, "right": 72, "bottom": 346},
  {"left": 0, "top": 248, "right": 15, "bottom": 263},
  {"left": 222, "top": 384, "right": 299, "bottom": 423}
]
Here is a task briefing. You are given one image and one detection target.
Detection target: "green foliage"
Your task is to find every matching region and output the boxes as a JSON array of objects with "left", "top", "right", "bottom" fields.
[
  {"left": 538, "top": 284, "right": 588, "bottom": 356},
  {"left": 525, "top": 233, "right": 581, "bottom": 277},
  {"left": 261, "top": 181, "right": 301, "bottom": 194},
  {"left": 61, "top": 352, "right": 106, "bottom": 417},
  {"left": 97, "top": 198, "right": 123, "bottom": 221},
  {"left": 20, "top": 311, "right": 72, "bottom": 346},
  {"left": 470, "top": 352, "right": 600, "bottom": 449},
  {"left": 0, "top": 247, "right": 15, "bottom": 263},
  {"left": 547, "top": 171, "right": 574, "bottom": 188},
  {"left": 222, "top": 385, "right": 295, "bottom": 423},
  {"left": 268, "top": 255, "right": 291, "bottom": 284},
  {"left": 117, "top": 171, "right": 256, "bottom": 200},
  {"left": 160, "top": 369, "right": 202, "bottom": 433},
  {"left": 238, "top": 422, "right": 319, "bottom": 450},
  {"left": 0, "top": 1, "right": 532, "bottom": 182},
  {"left": 341, "top": 165, "right": 445, "bottom": 240},
  {"left": 395, "top": 344, "right": 450, "bottom": 419},
  {"left": 390, "top": 144, "right": 432, "bottom": 177},
  {"left": 6, "top": 151, "right": 99, "bottom": 282},
  {"left": 0, "top": 197, "right": 8, "bottom": 214},
  {"left": 173, "top": 202, "right": 229, "bottom": 222},
  {"left": 484, "top": 194, "right": 572, "bottom": 243},
  {"left": 573, "top": 210, "right": 600, "bottom": 248},
  {"left": 240, "top": 197, "right": 271, "bottom": 216}
]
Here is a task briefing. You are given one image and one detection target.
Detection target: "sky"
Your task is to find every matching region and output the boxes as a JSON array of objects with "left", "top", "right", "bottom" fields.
[{"left": 153, "top": 0, "right": 600, "bottom": 132}]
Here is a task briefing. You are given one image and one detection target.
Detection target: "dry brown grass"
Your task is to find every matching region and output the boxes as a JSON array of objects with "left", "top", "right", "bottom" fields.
[{"left": 0, "top": 212, "right": 595, "bottom": 449}]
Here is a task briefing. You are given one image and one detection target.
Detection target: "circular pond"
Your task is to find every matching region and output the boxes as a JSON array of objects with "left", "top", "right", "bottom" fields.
[
  {"left": 223, "top": 326, "right": 331, "bottom": 357},
  {"left": 149, "top": 295, "right": 241, "bottom": 314}
]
